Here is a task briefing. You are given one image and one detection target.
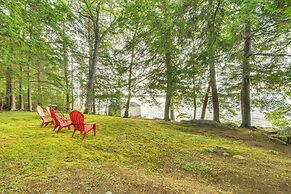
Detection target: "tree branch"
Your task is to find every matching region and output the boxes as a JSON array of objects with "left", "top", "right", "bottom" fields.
[{"left": 253, "top": 53, "right": 291, "bottom": 57}]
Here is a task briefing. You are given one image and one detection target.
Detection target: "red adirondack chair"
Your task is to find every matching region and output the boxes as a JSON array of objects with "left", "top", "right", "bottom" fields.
[
  {"left": 49, "top": 107, "right": 71, "bottom": 133},
  {"left": 46, "top": 106, "right": 68, "bottom": 125},
  {"left": 69, "top": 110, "right": 96, "bottom": 140},
  {"left": 36, "top": 105, "right": 52, "bottom": 127}
]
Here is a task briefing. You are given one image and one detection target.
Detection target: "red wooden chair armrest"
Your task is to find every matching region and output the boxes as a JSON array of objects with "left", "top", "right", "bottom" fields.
[
  {"left": 84, "top": 122, "right": 96, "bottom": 125},
  {"left": 41, "top": 115, "right": 50, "bottom": 118},
  {"left": 56, "top": 113, "right": 62, "bottom": 117},
  {"left": 59, "top": 116, "right": 69, "bottom": 120}
]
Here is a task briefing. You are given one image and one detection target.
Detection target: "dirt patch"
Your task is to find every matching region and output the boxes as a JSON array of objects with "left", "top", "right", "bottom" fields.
[
  {"left": 22, "top": 165, "right": 219, "bottom": 194},
  {"left": 178, "top": 122, "right": 291, "bottom": 157}
]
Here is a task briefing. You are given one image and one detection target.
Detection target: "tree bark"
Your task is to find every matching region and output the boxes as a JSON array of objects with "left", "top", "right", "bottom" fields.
[
  {"left": 241, "top": 23, "right": 252, "bottom": 128},
  {"left": 170, "top": 98, "right": 175, "bottom": 121},
  {"left": 27, "top": 29, "right": 32, "bottom": 111},
  {"left": 105, "top": 98, "right": 108, "bottom": 115},
  {"left": 10, "top": 81, "right": 16, "bottom": 111},
  {"left": 84, "top": 13, "right": 101, "bottom": 114},
  {"left": 63, "top": 39, "right": 70, "bottom": 112},
  {"left": 207, "top": 20, "right": 220, "bottom": 123},
  {"left": 164, "top": 52, "right": 172, "bottom": 121},
  {"left": 0, "top": 92, "right": 3, "bottom": 110},
  {"left": 209, "top": 60, "right": 220, "bottom": 122},
  {"left": 81, "top": 83, "right": 84, "bottom": 109},
  {"left": 164, "top": 94, "right": 171, "bottom": 121},
  {"left": 6, "top": 66, "right": 12, "bottom": 109},
  {"left": 97, "top": 98, "right": 101, "bottom": 114},
  {"left": 124, "top": 63, "right": 133, "bottom": 118},
  {"left": 92, "top": 97, "right": 96, "bottom": 114},
  {"left": 193, "top": 76, "right": 197, "bottom": 120},
  {"left": 36, "top": 67, "right": 41, "bottom": 105},
  {"left": 92, "top": 84, "right": 96, "bottom": 114},
  {"left": 19, "top": 64, "right": 24, "bottom": 110},
  {"left": 8, "top": 65, "right": 16, "bottom": 111},
  {"left": 124, "top": 34, "right": 136, "bottom": 118},
  {"left": 27, "top": 61, "right": 32, "bottom": 111},
  {"left": 201, "top": 82, "right": 211, "bottom": 120},
  {"left": 205, "top": 0, "right": 220, "bottom": 123},
  {"left": 70, "top": 62, "right": 74, "bottom": 110}
]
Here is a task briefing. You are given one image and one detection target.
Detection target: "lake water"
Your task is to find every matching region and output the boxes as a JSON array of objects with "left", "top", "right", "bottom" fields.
[{"left": 126, "top": 96, "right": 274, "bottom": 127}]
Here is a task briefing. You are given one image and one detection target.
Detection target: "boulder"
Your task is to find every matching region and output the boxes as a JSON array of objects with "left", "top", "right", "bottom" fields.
[
  {"left": 269, "top": 136, "right": 288, "bottom": 145},
  {"left": 233, "top": 155, "right": 245, "bottom": 160},
  {"left": 207, "top": 146, "right": 231, "bottom": 157},
  {"left": 182, "top": 119, "right": 222, "bottom": 127}
]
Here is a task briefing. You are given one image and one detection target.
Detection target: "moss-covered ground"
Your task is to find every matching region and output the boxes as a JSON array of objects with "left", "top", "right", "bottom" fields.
[{"left": 0, "top": 111, "right": 290, "bottom": 193}]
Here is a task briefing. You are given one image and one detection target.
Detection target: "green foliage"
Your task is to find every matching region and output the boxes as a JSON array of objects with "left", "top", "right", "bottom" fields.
[
  {"left": 266, "top": 105, "right": 291, "bottom": 127},
  {"left": 0, "top": 0, "right": 290, "bottom": 125}
]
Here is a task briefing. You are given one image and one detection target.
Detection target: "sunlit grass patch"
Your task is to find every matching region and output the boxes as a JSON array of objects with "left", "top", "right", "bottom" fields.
[{"left": 0, "top": 111, "right": 290, "bottom": 193}]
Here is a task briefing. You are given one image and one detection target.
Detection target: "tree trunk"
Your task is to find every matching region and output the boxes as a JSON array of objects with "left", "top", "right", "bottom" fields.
[
  {"left": 61, "top": 23, "right": 70, "bottom": 112},
  {"left": 84, "top": 18, "right": 100, "bottom": 114},
  {"left": 97, "top": 98, "right": 101, "bottom": 114},
  {"left": 124, "top": 36, "right": 136, "bottom": 118},
  {"left": 92, "top": 97, "right": 96, "bottom": 114},
  {"left": 205, "top": 0, "right": 221, "bottom": 123},
  {"left": 0, "top": 92, "right": 3, "bottom": 110},
  {"left": 81, "top": 84, "right": 84, "bottom": 109},
  {"left": 164, "top": 94, "right": 171, "bottom": 121},
  {"left": 36, "top": 67, "right": 41, "bottom": 105},
  {"left": 63, "top": 43, "right": 70, "bottom": 112},
  {"left": 92, "top": 85, "right": 96, "bottom": 114},
  {"left": 208, "top": 21, "right": 220, "bottom": 123},
  {"left": 105, "top": 98, "right": 108, "bottom": 116},
  {"left": 5, "top": 65, "right": 16, "bottom": 110},
  {"left": 193, "top": 76, "right": 197, "bottom": 120},
  {"left": 170, "top": 98, "right": 175, "bottom": 121},
  {"left": 10, "top": 81, "right": 16, "bottom": 111},
  {"left": 6, "top": 66, "right": 12, "bottom": 109},
  {"left": 27, "top": 29, "right": 32, "bottom": 111},
  {"left": 201, "top": 82, "right": 211, "bottom": 120},
  {"left": 27, "top": 61, "right": 32, "bottom": 111},
  {"left": 241, "top": 23, "right": 252, "bottom": 128},
  {"left": 70, "top": 62, "right": 74, "bottom": 110},
  {"left": 164, "top": 52, "right": 172, "bottom": 121},
  {"left": 209, "top": 61, "right": 220, "bottom": 122},
  {"left": 19, "top": 64, "right": 24, "bottom": 110},
  {"left": 124, "top": 63, "right": 132, "bottom": 118}
]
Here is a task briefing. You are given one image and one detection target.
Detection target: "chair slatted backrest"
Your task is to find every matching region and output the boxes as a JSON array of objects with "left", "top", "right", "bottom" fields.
[
  {"left": 37, "top": 105, "right": 49, "bottom": 122},
  {"left": 70, "top": 110, "right": 85, "bottom": 131},
  {"left": 46, "top": 106, "right": 51, "bottom": 116},
  {"left": 49, "top": 107, "right": 60, "bottom": 126}
]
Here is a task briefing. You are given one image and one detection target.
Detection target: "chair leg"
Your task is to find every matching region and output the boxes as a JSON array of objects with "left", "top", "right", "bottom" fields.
[
  {"left": 82, "top": 132, "right": 87, "bottom": 140},
  {"left": 53, "top": 125, "right": 58, "bottom": 131},
  {"left": 72, "top": 129, "right": 76, "bottom": 137},
  {"left": 41, "top": 122, "right": 44, "bottom": 128},
  {"left": 57, "top": 126, "right": 62, "bottom": 133},
  {"left": 94, "top": 125, "right": 96, "bottom": 136},
  {"left": 44, "top": 122, "right": 49, "bottom": 127}
]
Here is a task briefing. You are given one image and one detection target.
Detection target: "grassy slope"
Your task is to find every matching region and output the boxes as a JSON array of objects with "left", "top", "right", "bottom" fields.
[{"left": 0, "top": 111, "right": 290, "bottom": 193}]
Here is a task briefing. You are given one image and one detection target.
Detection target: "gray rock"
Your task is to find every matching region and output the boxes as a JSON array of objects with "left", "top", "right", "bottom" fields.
[
  {"left": 208, "top": 146, "right": 231, "bottom": 157},
  {"left": 269, "top": 136, "right": 288, "bottom": 145},
  {"left": 233, "top": 155, "right": 245, "bottom": 160},
  {"left": 181, "top": 119, "right": 222, "bottom": 127},
  {"left": 268, "top": 150, "right": 280, "bottom": 155},
  {"left": 222, "top": 152, "right": 230, "bottom": 157}
]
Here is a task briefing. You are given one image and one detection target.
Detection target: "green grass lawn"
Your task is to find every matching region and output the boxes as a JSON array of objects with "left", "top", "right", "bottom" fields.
[{"left": 0, "top": 111, "right": 290, "bottom": 193}]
